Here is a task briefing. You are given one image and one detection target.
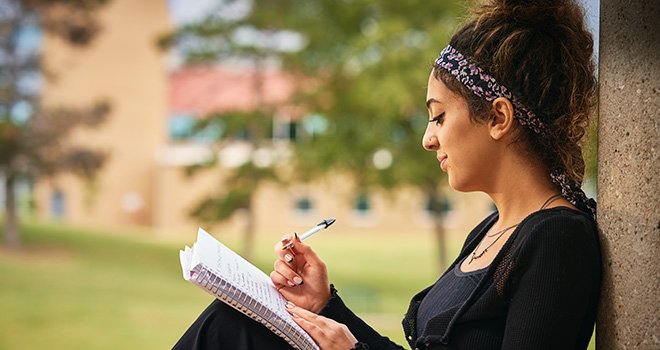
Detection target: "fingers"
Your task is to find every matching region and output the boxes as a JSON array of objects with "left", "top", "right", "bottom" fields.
[
  {"left": 271, "top": 259, "right": 304, "bottom": 288},
  {"left": 270, "top": 235, "right": 304, "bottom": 290},
  {"left": 286, "top": 301, "right": 318, "bottom": 318},
  {"left": 271, "top": 233, "right": 331, "bottom": 313},
  {"left": 286, "top": 302, "right": 358, "bottom": 350},
  {"left": 275, "top": 234, "right": 326, "bottom": 270},
  {"left": 274, "top": 235, "right": 299, "bottom": 264},
  {"left": 286, "top": 302, "right": 326, "bottom": 330},
  {"left": 274, "top": 234, "right": 294, "bottom": 252}
]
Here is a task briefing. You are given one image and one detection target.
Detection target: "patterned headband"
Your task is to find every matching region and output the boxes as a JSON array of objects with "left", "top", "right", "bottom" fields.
[
  {"left": 434, "top": 45, "right": 597, "bottom": 219},
  {"left": 434, "top": 45, "right": 545, "bottom": 136},
  {"left": 550, "top": 171, "right": 597, "bottom": 218}
]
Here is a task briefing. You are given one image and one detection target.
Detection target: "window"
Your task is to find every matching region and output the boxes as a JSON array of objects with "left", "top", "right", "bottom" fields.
[
  {"left": 287, "top": 121, "right": 298, "bottom": 140},
  {"left": 168, "top": 114, "right": 195, "bottom": 140},
  {"left": 168, "top": 114, "right": 224, "bottom": 142},
  {"left": 294, "top": 196, "right": 314, "bottom": 215},
  {"left": 302, "top": 113, "right": 328, "bottom": 138},
  {"left": 273, "top": 117, "right": 298, "bottom": 141},
  {"left": 353, "top": 194, "right": 371, "bottom": 216},
  {"left": 424, "top": 194, "right": 451, "bottom": 216},
  {"left": 51, "top": 190, "right": 65, "bottom": 219}
]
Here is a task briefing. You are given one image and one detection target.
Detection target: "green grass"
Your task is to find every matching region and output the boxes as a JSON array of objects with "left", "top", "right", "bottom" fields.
[
  {"left": 0, "top": 223, "right": 209, "bottom": 349},
  {"left": 0, "top": 222, "right": 453, "bottom": 349},
  {"left": 0, "top": 222, "right": 595, "bottom": 349}
]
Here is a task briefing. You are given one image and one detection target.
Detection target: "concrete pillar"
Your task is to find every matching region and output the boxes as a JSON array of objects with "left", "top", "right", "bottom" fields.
[{"left": 597, "top": 1, "right": 659, "bottom": 349}]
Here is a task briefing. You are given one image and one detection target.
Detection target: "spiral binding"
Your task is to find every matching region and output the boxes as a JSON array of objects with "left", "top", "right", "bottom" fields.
[{"left": 192, "top": 267, "right": 319, "bottom": 350}]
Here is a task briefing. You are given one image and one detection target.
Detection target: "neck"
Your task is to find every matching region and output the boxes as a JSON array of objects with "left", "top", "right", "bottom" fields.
[{"left": 486, "top": 155, "right": 560, "bottom": 227}]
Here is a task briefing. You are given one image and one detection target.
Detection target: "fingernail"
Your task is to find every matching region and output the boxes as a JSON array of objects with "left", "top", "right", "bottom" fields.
[
  {"left": 293, "top": 276, "right": 303, "bottom": 285},
  {"left": 284, "top": 254, "right": 294, "bottom": 263},
  {"left": 287, "top": 280, "right": 296, "bottom": 287},
  {"left": 286, "top": 301, "right": 295, "bottom": 309}
]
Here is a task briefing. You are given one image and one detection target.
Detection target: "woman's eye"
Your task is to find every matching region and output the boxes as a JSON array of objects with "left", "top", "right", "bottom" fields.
[{"left": 430, "top": 112, "right": 445, "bottom": 126}]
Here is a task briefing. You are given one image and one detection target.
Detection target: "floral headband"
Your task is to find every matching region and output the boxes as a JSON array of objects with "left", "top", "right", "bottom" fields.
[
  {"left": 434, "top": 45, "right": 597, "bottom": 219},
  {"left": 434, "top": 45, "right": 545, "bottom": 135}
]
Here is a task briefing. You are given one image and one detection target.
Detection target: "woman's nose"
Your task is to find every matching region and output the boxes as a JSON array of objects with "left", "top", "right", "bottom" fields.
[{"left": 422, "top": 132, "right": 439, "bottom": 151}]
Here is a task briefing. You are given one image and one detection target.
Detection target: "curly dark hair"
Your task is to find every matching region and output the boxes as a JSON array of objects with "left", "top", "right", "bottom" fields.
[{"left": 433, "top": 0, "right": 597, "bottom": 186}]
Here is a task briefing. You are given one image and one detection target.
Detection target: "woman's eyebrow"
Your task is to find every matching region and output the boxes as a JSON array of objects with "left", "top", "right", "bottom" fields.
[{"left": 426, "top": 98, "right": 442, "bottom": 110}]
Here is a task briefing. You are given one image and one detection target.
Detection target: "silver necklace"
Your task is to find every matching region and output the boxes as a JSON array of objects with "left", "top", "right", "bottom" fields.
[{"left": 468, "top": 193, "right": 562, "bottom": 264}]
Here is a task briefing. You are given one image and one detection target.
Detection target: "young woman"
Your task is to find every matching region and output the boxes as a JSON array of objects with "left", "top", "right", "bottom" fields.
[{"left": 174, "top": 0, "right": 601, "bottom": 349}]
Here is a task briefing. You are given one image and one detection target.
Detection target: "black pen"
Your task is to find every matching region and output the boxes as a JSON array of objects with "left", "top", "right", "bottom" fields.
[{"left": 282, "top": 217, "right": 336, "bottom": 250}]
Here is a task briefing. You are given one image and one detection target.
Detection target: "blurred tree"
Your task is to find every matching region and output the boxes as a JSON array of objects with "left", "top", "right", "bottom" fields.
[
  {"left": 163, "top": 0, "right": 465, "bottom": 267},
  {"left": 0, "top": 0, "right": 110, "bottom": 249},
  {"left": 162, "top": 3, "right": 287, "bottom": 258},
  {"left": 280, "top": 1, "right": 464, "bottom": 269},
  {"left": 185, "top": 110, "right": 281, "bottom": 260}
]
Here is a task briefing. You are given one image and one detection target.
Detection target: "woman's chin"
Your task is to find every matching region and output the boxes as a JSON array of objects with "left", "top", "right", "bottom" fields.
[
  {"left": 447, "top": 176, "right": 462, "bottom": 191},
  {"left": 447, "top": 176, "right": 478, "bottom": 193}
]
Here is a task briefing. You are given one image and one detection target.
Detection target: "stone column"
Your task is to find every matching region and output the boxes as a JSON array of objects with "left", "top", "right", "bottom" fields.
[{"left": 597, "top": 1, "right": 659, "bottom": 349}]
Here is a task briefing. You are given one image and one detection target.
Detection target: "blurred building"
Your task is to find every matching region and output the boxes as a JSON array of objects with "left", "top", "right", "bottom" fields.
[{"left": 33, "top": 0, "right": 493, "bottom": 237}]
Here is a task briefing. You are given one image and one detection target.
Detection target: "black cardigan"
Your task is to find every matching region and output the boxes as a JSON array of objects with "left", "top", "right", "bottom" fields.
[{"left": 320, "top": 207, "right": 601, "bottom": 350}]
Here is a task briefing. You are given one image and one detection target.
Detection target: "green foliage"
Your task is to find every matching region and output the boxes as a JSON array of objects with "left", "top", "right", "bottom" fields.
[
  {"left": 159, "top": 0, "right": 470, "bottom": 261},
  {"left": 0, "top": 0, "right": 111, "bottom": 178},
  {"left": 33, "top": 0, "right": 109, "bottom": 46},
  {"left": 162, "top": 0, "right": 468, "bottom": 264},
  {"left": 190, "top": 162, "right": 278, "bottom": 224},
  {"left": 275, "top": 0, "right": 464, "bottom": 192},
  {"left": 168, "top": 0, "right": 467, "bottom": 201},
  {"left": 183, "top": 109, "right": 281, "bottom": 236},
  {"left": 583, "top": 113, "right": 598, "bottom": 183},
  {"left": 0, "top": 0, "right": 110, "bottom": 248},
  {"left": 201, "top": 110, "right": 274, "bottom": 141},
  {"left": 192, "top": 187, "right": 252, "bottom": 222}
]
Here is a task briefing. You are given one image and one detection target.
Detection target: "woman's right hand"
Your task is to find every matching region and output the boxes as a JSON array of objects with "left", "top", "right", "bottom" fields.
[{"left": 271, "top": 234, "right": 331, "bottom": 313}]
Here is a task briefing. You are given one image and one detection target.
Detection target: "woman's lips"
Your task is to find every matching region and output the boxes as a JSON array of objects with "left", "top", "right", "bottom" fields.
[{"left": 438, "top": 155, "right": 448, "bottom": 171}]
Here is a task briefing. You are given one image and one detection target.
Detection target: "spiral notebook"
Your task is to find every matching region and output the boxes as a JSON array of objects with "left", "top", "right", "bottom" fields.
[{"left": 179, "top": 228, "right": 319, "bottom": 350}]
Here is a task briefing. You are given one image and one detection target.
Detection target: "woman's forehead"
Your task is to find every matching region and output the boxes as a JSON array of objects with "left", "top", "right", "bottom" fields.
[{"left": 426, "top": 77, "right": 457, "bottom": 104}]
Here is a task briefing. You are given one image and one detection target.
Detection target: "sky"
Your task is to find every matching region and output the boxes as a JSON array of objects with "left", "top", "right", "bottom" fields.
[
  {"left": 166, "top": 0, "right": 250, "bottom": 24},
  {"left": 580, "top": 0, "right": 600, "bottom": 60},
  {"left": 166, "top": 0, "right": 600, "bottom": 60}
]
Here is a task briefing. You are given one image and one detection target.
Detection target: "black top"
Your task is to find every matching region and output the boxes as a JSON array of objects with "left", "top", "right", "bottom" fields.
[
  {"left": 416, "top": 257, "right": 487, "bottom": 336},
  {"left": 320, "top": 207, "right": 601, "bottom": 350}
]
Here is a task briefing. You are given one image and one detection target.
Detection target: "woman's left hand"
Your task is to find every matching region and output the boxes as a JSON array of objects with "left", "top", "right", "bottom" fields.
[{"left": 286, "top": 301, "right": 359, "bottom": 350}]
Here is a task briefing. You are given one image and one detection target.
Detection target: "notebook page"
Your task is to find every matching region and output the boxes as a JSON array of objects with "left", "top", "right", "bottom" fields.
[
  {"left": 180, "top": 246, "right": 192, "bottom": 280},
  {"left": 193, "top": 228, "right": 298, "bottom": 322}
]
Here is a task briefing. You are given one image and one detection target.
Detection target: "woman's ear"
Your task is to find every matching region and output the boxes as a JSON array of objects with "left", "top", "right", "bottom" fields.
[{"left": 488, "top": 97, "right": 515, "bottom": 140}]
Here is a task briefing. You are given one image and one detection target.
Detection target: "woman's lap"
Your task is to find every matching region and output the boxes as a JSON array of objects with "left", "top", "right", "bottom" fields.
[{"left": 172, "top": 299, "right": 294, "bottom": 350}]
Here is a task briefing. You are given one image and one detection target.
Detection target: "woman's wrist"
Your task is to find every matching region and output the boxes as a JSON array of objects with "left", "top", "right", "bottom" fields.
[
  {"left": 316, "top": 284, "right": 340, "bottom": 314},
  {"left": 310, "top": 284, "right": 333, "bottom": 313}
]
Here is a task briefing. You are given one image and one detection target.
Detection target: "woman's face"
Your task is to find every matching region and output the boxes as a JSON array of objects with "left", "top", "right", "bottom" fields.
[{"left": 422, "top": 72, "right": 496, "bottom": 192}]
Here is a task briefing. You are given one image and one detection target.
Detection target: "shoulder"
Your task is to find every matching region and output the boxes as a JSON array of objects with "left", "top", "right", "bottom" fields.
[
  {"left": 495, "top": 208, "right": 602, "bottom": 302},
  {"left": 517, "top": 207, "right": 597, "bottom": 241},
  {"left": 512, "top": 207, "right": 600, "bottom": 264}
]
